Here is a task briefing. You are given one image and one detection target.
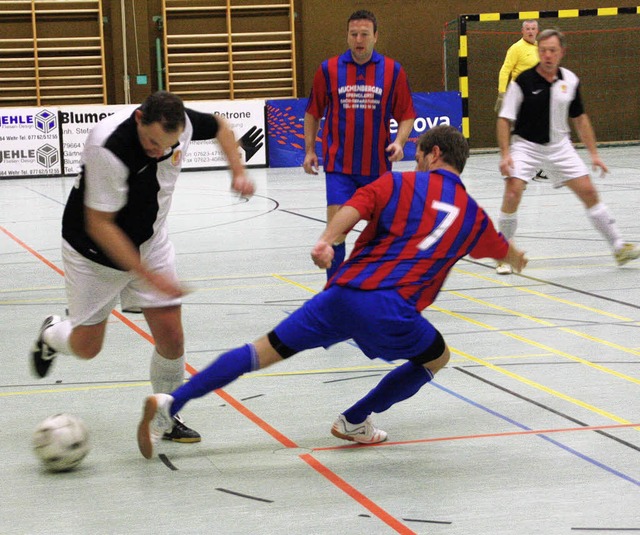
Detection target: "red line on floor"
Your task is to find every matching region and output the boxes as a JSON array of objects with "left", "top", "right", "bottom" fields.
[
  {"left": 312, "top": 422, "right": 640, "bottom": 452},
  {"left": 0, "top": 225, "right": 63, "bottom": 276},
  {"left": 300, "top": 453, "right": 416, "bottom": 535},
  {"left": 9, "top": 224, "right": 411, "bottom": 534},
  {"left": 184, "top": 362, "right": 298, "bottom": 449}
]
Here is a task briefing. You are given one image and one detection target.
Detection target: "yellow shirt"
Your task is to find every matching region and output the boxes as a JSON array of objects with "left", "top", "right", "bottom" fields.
[{"left": 497, "top": 38, "right": 539, "bottom": 93}]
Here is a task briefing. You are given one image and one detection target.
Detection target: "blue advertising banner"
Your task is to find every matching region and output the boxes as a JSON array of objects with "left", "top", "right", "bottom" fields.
[{"left": 266, "top": 91, "right": 462, "bottom": 169}]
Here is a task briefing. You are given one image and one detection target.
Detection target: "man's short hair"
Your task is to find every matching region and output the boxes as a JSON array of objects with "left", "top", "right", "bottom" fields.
[
  {"left": 522, "top": 19, "right": 538, "bottom": 29},
  {"left": 138, "top": 91, "right": 186, "bottom": 132},
  {"left": 537, "top": 28, "right": 565, "bottom": 47},
  {"left": 418, "top": 125, "right": 470, "bottom": 173},
  {"left": 348, "top": 10, "right": 377, "bottom": 33}
]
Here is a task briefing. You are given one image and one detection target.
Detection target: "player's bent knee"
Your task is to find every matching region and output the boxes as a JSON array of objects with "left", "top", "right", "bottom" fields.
[
  {"left": 425, "top": 346, "right": 450, "bottom": 375},
  {"left": 267, "top": 330, "right": 298, "bottom": 359},
  {"left": 70, "top": 325, "right": 105, "bottom": 359},
  {"left": 410, "top": 331, "right": 447, "bottom": 371},
  {"left": 72, "top": 341, "right": 102, "bottom": 359}
]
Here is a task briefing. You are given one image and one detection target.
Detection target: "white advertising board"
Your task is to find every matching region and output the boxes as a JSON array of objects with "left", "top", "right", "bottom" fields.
[
  {"left": 0, "top": 108, "right": 62, "bottom": 178},
  {"left": 183, "top": 99, "right": 266, "bottom": 168}
]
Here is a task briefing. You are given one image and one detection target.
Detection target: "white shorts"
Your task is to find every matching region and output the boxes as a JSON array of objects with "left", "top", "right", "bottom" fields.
[
  {"left": 62, "top": 234, "right": 181, "bottom": 327},
  {"left": 508, "top": 135, "right": 590, "bottom": 187}
]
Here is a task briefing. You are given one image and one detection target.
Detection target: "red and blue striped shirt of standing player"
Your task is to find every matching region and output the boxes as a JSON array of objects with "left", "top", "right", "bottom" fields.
[
  {"left": 306, "top": 49, "right": 415, "bottom": 178},
  {"left": 328, "top": 169, "right": 509, "bottom": 311}
]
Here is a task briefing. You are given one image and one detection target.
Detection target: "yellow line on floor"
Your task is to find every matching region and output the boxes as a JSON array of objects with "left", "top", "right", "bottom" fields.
[
  {"left": 451, "top": 346, "right": 635, "bottom": 426},
  {"left": 433, "top": 304, "right": 640, "bottom": 386},
  {"left": 0, "top": 382, "right": 149, "bottom": 397},
  {"left": 447, "top": 290, "right": 640, "bottom": 357},
  {"left": 451, "top": 267, "right": 636, "bottom": 322}
]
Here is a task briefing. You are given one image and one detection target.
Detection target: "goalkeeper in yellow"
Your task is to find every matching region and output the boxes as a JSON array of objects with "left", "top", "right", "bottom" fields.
[{"left": 495, "top": 20, "right": 539, "bottom": 113}]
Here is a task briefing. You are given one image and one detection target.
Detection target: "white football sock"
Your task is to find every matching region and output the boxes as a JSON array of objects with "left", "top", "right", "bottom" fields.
[
  {"left": 150, "top": 349, "right": 185, "bottom": 394},
  {"left": 587, "top": 202, "right": 624, "bottom": 251},
  {"left": 498, "top": 211, "right": 518, "bottom": 241}
]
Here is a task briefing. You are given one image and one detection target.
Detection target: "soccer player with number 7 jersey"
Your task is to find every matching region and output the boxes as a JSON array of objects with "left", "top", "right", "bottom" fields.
[{"left": 137, "top": 126, "right": 526, "bottom": 459}]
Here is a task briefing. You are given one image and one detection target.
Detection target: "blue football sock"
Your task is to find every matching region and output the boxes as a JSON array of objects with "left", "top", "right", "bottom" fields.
[
  {"left": 169, "top": 344, "right": 259, "bottom": 416},
  {"left": 326, "top": 242, "right": 346, "bottom": 280},
  {"left": 342, "top": 361, "right": 434, "bottom": 424}
]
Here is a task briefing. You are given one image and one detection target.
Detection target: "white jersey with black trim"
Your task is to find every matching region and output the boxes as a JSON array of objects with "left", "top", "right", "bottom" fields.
[
  {"left": 499, "top": 66, "right": 584, "bottom": 145},
  {"left": 62, "top": 107, "right": 218, "bottom": 269}
]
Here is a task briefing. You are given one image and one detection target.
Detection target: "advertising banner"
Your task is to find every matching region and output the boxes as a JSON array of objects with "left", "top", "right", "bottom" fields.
[
  {"left": 266, "top": 91, "right": 463, "bottom": 169},
  {"left": 183, "top": 100, "right": 267, "bottom": 169},
  {"left": 0, "top": 108, "right": 62, "bottom": 178}
]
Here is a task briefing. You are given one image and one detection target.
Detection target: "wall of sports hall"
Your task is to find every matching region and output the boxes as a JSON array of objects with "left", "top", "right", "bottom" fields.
[{"left": 0, "top": 0, "right": 637, "bottom": 149}]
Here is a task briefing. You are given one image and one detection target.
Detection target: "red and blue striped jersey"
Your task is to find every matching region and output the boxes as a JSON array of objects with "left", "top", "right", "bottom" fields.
[
  {"left": 306, "top": 49, "right": 415, "bottom": 178},
  {"left": 329, "top": 169, "right": 509, "bottom": 311}
]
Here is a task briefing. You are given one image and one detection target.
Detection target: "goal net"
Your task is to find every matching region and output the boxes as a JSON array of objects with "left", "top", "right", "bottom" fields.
[{"left": 443, "top": 8, "right": 640, "bottom": 148}]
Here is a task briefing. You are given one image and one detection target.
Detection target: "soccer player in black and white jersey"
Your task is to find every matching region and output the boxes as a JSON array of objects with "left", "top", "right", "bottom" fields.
[
  {"left": 30, "top": 91, "right": 255, "bottom": 443},
  {"left": 496, "top": 28, "right": 640, "bottom": 274}
]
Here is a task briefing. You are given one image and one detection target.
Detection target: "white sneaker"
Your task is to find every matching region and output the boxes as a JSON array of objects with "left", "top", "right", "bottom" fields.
[
  {"left": 614, "top": 243, "right": 640, "bottom": 266},
  {"left": 496, "top": 262, "right": 513, "bottom": 275},
  {"left": 331, "top": 414, "right": 387, "bottom": 444},
  {"left": 137, "top": 394, "right": 174, "bottom": 459}
]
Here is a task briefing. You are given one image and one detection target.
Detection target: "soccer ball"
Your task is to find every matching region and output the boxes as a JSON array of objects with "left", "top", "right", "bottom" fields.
[{"left": 32, "top": 413, "right": 90, "bottom": 472}]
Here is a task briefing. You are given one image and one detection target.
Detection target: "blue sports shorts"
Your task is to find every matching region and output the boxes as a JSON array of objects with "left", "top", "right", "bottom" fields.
[
  {"left": 273, "top": 285, "right": 440, "bottom": 362},
  {"left": 325, "top": 172, "right": 376, "bottom": 206}
]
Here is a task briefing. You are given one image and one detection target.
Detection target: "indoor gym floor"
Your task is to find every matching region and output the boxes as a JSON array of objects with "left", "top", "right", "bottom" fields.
[{"left": 0, "top": 146, "right": 639, "bottom": 534}]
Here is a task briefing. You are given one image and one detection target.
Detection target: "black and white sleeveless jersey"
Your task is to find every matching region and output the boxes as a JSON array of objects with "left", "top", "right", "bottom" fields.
[
  {"left": 62, "top": 107, "right": 219, "bottom": 270},
  {"left": 500, "top": 66, "right": 584, "bottom": 145}
]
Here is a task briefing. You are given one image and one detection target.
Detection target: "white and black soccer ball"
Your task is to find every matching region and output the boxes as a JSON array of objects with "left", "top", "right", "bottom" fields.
[{"left": 32, "top": 413, "right": 90, "bottom": 472}]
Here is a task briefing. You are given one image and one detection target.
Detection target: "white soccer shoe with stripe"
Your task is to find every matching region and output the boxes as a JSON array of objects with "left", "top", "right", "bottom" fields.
[{"left": 331, "top": 414, "right": 388, "bottom": 444}]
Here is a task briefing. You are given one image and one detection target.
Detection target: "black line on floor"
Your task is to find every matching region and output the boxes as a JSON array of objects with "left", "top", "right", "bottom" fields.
[
  {"left": 170, "top": 193, "right": 278, "bottom": 235},
  {"left": 158, "top": 454, "right": 178, "bottom": 471},
  {"left": 323, "top": 373, "right": 383, "bottom": 384},
  {"left": 215, "top": 487, "right": 273, "bottom": 503},
  {"left": 278, "top": 209, "right": 327, "bottom": 225},
  {"left": 453, "top": 367, "right": 640, "bottom": 453},
  {"left": 358, "top": 514, "right": 452, "bottom": 525},
  {"left": 240, "top": 394, "right": 265, "bottom": 401},
  {"left": 402, "top": 518, "right": 453, "bottom": 525}
]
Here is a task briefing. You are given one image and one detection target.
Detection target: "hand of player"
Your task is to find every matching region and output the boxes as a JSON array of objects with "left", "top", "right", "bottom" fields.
[
  {"left": 499, "top": 155, "right": 514, "bottom": 177},
  {"left": 386, "top": 142, "right": 404, "bottom": 162},
  {"left": 503, "top": 241, "right": 528, "bottom": 273},
  {"left": 591, "top": 156, "right": 609, "bottom": 178},
  {"left": 231, "top": 172, "right": 255, "bottom": 197},
  {"left": 311, "top": 241, "right": 334, "bottom": 269},
  {"left": 145, "top": 271, "right": 187, "bottom": 298},
  {"left": 303, "top": 152, "right": 319, "bottom": 175},
  {"left": 494, "top": 93, "right": 505, "bottom": 114}
]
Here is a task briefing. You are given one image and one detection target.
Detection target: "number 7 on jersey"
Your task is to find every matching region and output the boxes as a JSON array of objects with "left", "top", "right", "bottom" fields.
[{"left": 417, "top": 201, "right": 460, "bottom": 251}]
